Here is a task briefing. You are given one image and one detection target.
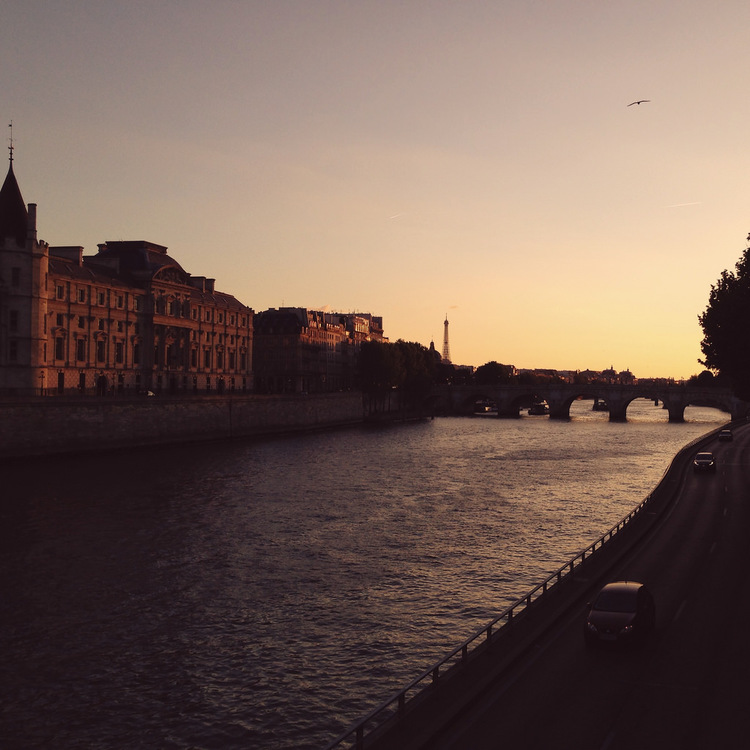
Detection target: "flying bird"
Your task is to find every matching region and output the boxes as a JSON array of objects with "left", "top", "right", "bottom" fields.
[{"left": 627, "top": 99, "right": 650, "bottom": 106}]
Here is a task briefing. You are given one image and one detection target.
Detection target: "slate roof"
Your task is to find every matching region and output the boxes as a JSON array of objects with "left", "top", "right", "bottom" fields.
[
  {"left": 0, "top": 161, "right": 28, "bottom": 246},
  {"left": 93, "top": 240, "right": 188, "bottom": 279}
]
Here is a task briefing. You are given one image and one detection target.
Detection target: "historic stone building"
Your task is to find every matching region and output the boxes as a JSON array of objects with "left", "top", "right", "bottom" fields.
[
  {"left": 0, "top": 154, "right": 253, "bottom": 396},
  {"left": 253, "top": 308, "right": 385, "bottom": 394}
]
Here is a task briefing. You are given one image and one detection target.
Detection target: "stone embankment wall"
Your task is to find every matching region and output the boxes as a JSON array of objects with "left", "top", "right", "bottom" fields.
[{"left": 0, "top": 392, "right": 364, "bottom": 458}]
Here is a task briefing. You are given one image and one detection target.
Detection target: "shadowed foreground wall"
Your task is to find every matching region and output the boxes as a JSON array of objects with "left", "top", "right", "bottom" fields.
[{"left": 0, "top": 392, "right": 364, "bottom": 458}]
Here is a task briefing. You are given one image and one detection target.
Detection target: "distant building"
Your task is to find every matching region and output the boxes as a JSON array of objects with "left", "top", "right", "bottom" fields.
[
  {"left": 253, "top": 307, "right": 385, "bottom": 394},
  {"left": 0, "top": 154, "right": 253, "bottom": 396},
  {"left": 617, "top": 368, "right": 636, "bottom": 385}
]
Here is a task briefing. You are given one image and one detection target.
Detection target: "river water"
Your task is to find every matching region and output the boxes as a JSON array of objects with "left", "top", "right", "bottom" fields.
[{"left": 0, "top": 399, "right": 727, "bottom": 749}]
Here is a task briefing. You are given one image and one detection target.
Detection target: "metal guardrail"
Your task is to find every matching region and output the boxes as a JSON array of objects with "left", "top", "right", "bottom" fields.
[{"left": 323, "top": 428, "right": 721, "bottom": 750}]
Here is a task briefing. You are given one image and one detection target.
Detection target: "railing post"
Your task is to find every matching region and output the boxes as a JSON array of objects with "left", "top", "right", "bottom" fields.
[{"left": 356, "top": 726, "right": 364, "bottom": 750}]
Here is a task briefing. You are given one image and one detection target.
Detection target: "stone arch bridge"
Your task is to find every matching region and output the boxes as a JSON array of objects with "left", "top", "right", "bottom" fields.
[{"left": 429, "top": 383, "right": 746, "bottom": 422}]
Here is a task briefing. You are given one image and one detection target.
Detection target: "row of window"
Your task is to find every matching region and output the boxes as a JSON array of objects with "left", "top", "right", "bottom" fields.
[
  {"left": 8, "top": 311, "right": 249, "bottom": 350},
  {"left": 48, "top": 370, "right": 249, "bottom": 395},
  {"left": 46, "top": 312, "right": 250, "bottom": 344},
  {"left": 55, "top": 283, "right": 136, "bottom": 310},
  {"left": 53, "top": 313, "right": 133, "bottom": 333},
  {"left": 52, "top": 283, "right": 249, "bottom": 327},
  {"left": 48, "top": 337, "right": 248, "bottom": 371}
]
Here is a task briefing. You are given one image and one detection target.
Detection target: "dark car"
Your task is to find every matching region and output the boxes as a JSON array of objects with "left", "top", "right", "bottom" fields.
[
  {"left": 584, "top": 581, "right": 655, "bottom": 646},
  {"left": 693, "top": 451, "right": 716, "bottom": 472},
  {"left": 718, "top": 429, "right": 733, "bottom": 442}
]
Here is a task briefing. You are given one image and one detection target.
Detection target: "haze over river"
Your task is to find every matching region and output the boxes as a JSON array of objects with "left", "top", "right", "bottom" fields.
[{"left": 0, "top": 399, "right": 727, "bottom": 749}]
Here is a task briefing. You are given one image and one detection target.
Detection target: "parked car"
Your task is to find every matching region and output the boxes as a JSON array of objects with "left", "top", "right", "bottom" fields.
[
  {"left": 693, "top": 451, "right": 716, "bottom": 472},
  {"left": 584, "top": 581, "right": 655, "bottom": 646},
  {"left": 718, "top": 429, "right": 733, "bottom": 442}
]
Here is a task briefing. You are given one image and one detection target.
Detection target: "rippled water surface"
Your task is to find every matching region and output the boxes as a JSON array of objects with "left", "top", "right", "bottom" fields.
[{"left": 0, "top": 400, "right": 726, "bottom": 749}]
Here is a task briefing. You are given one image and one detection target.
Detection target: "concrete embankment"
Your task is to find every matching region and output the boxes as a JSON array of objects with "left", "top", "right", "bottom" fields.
[{"left": 0, "top": 391, "right": 364, "bottom": 458}]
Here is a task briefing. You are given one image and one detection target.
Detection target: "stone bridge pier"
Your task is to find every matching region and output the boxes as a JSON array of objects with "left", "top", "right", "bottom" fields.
[
  {"left": 495, "top": 393, "right": 524, "bottom": 417},
  {"left": 657, "top": 392, "right": 691, "bottom": 422}
]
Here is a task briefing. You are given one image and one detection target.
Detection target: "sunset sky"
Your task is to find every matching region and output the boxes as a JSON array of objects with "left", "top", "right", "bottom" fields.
[{"left": 3, "top": 1, "right": 749, "bottom": 379}]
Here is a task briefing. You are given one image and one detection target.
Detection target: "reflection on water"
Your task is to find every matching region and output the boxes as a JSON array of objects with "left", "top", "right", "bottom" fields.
[{"left": 0, "top": 400, "right": 726, "bottom": 748}]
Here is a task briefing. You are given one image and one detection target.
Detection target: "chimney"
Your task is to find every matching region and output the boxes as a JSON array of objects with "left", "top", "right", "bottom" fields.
[{"left": 27, "top": 203, "right": 37, "bottom": 241}]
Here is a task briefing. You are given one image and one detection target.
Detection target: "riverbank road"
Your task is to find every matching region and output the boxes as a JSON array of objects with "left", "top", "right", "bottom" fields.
[{"left": 423, "top": 424, "right": 750, "bottom": 749}]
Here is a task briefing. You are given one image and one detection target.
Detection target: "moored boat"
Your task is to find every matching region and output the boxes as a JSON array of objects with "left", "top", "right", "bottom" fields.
[{"left": 528, "top": 402, "right": 550, "bottom": 415}]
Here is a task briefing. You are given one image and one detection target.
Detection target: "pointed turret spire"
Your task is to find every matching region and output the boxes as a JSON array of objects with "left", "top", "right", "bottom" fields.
[{"left": 0, "top": 124, "right": 29, "bottom": 246}]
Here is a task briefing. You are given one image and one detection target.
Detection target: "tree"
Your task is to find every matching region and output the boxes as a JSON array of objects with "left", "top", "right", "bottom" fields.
[
  {"left": 358, "top": 339, "right": 436, "bottom": 395},
  {"left": 358, "top": 340, "right": 401, "bottom": 393},
  {"left": 474, "top": 361, "right": 514, "bottom": 385},
  {"left": 688, "top": 370, "right": 720, "bottom": 387},
  {"left": 392, "top": 340, "right": 436, "bottom": 398},
  {"left": 698, "top": 239, "right": 750, "bottom": 399},
  {"left": 358, "top": 339, "right": 437, "bottom": 415}
]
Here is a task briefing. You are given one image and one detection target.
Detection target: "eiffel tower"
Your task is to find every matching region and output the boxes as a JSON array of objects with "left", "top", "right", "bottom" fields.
[{"left": 442, "top": 315, "right": 451, "bottom": 364}]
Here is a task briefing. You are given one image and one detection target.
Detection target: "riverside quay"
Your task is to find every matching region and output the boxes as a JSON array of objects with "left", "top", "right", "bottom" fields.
[{"left": 0, "top": 150, "right": 384, "bottom": 398}]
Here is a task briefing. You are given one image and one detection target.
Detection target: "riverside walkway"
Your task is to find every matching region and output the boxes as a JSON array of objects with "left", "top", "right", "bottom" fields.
[{"left": 328, "top": 421, "right": 750, "bottom": 749}]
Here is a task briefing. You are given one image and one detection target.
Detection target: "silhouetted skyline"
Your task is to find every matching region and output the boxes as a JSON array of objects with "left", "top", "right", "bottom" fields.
[{"left": 3, "top": 1, "right": 749, "bottom": 378}]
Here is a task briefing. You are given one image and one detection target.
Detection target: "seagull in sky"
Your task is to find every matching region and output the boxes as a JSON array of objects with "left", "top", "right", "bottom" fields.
[{"left": 627, "top": 99, "right": 650, "bottom": 106}]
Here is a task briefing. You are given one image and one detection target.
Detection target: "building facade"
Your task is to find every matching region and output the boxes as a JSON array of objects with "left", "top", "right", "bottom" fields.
[
  {"left": 0, "top": 156, "right": 253, "bottom": 396},
  {"left": 253, "top": 308, "right": 385, "bottom": 394}
]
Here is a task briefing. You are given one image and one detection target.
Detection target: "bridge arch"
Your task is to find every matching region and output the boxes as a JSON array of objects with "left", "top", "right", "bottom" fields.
[
  {"left": 539, "top": 390, "right": 703, "bottom": 422},
  {"left": 430, "top": 384, "right": 742, "bottom": 422},
  {"left": 455, "top": 388, "right": 551, "bottom": 418}
]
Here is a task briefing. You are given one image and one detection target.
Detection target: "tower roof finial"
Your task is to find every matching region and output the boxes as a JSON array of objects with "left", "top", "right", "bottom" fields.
[{"left": 0, "top": 121, "right": 28, "bottom": 246}]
